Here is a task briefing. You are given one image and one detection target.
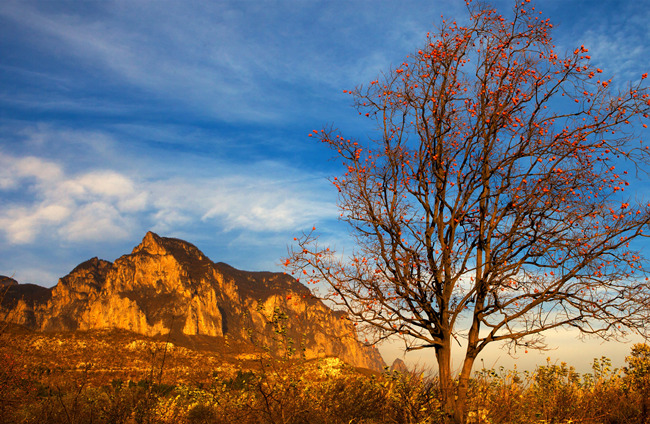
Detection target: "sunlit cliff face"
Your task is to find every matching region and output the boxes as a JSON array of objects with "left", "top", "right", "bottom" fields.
[{"left": 0, "top": 231, "right": 385, "bottom": 371}]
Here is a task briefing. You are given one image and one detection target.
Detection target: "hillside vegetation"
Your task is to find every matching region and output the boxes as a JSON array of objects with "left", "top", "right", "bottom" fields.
[{"left": 1, "top": 324, "right": 649, "bottom": 424}]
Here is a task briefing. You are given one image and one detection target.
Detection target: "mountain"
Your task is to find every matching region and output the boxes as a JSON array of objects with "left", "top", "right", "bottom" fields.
[
  {"left": 0, "top": 232, "right": 384, "bottom": 371},
  {"left": 0, "top": 276, "right": 18, "bottom": 287}
]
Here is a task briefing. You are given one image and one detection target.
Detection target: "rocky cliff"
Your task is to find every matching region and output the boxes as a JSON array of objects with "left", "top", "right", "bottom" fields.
[{"left": 0, "top": 232, "right": 384, "bottom": 370}]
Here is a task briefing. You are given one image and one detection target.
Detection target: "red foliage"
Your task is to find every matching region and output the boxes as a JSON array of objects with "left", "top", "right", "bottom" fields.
[{"left": 287, "top": 1, "right": 650, "bottom": 422}]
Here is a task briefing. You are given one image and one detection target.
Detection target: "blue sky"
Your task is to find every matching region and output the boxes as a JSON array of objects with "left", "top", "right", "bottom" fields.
[{"left": 2, "top": 0, "right": 649, "bottom": 371}]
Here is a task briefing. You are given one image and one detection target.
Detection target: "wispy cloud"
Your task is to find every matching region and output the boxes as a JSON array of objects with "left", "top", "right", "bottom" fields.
[
  {"left": 0, "top": 147, "right": 337, "bottom": 246},
  {"left": 0, "top": 1, "right": 310, "bottom": 123},
  {"left": 146, "top": 170, "right": 337, "bottom": 236},
  {"left": 0, "top": 1, "right": 275, "bottom": 122},
  {"left": 0, "top": 0, "right": 462, "bottom": 126},
  {"left": 550, "top": 1, "right": 650, "bottom": 86},
  {"left": 582, "top": 29, "right": 648, "bottom": 83},
  {"left": 199, "top": 177, "right": 336, "bottom": 232}
]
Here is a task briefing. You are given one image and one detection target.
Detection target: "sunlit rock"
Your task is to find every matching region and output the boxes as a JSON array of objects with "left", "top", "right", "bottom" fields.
[{"left": 0, "top": 231, "right": 384, "bottom": 370}]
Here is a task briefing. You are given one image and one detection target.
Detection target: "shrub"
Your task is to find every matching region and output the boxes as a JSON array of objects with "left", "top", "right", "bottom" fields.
[{"left": 4, "top": 344, "right": 650, "bottom": 424}]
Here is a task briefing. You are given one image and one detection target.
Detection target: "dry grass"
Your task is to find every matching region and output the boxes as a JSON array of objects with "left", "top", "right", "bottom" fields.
[{"left": 1, "top": 325, "right": 650, "bottom": 424}]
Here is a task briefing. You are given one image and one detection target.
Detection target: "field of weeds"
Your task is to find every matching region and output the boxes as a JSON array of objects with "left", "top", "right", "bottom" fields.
[{"left": 2, "top": 336, "right": 650, "bottom": 424}]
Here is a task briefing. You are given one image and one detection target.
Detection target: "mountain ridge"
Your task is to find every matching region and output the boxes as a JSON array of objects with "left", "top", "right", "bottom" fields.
[{"left": 1, "top": 231, "right": 384, "bottom": 371}]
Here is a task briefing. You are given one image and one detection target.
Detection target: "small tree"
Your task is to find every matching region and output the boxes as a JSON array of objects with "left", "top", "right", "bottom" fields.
[
  {"left": 624, "top": 344, "right": 650, "bottom": 421},
  {"left": 287, "top": 1, "right": 650, "bottom": 422}
]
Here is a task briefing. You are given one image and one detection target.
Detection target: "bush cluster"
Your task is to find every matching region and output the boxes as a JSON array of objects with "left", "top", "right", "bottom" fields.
[{"left": 2, "top": 344, "right": 650, "bottom": 424}]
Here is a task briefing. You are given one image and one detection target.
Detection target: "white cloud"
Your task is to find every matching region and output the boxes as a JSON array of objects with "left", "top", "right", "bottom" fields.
[
  {"left": 0, "top": 151, "right": 338, "bottom": 245},
  {"left": 0, "top": 204, "right": 71, "bottom": 244},
  {"left": 561, "top": 3, "right": 650, "bottom": 87},
  {"left": 582, "top": 30, "right": 646, "bottom": 83},
  {"left": 200, "top": 181, "right": 335, "bottom": 232},
  {"left": 149, "top": 173, "right": 337, "bottom": 234},
  {"left": 0, "top": 152, "right": 147, "bottom": 244},
  {"left": 61, "top": 201, "right": 131, "bottom": 242},
  {"left": 76, "top": 171, "right": 148, "bottom": 211},
  {"left": 18, "top": 124, "right": 122, "bottom": 160},
  {"left": 151, "top": 208, "right": 192, "bottom": 232},
  {"left": 15, "top": 156, "right": 64, "bottom": 182},
  {"left": 0, "top": 154, "right": 64, "bottom": 190}
]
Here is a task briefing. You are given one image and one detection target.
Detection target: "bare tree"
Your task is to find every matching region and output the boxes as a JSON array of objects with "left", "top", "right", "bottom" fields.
[{"left": 286, "top": 1, "right": 650, "bottom": 423}]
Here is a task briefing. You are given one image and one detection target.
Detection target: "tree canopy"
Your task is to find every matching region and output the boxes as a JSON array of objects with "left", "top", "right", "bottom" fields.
[{"left": 287, "top": 1, "right": 650, "bottom": 422}]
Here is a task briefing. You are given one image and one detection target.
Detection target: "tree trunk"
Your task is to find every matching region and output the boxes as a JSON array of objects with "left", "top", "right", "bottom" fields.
[
  {"left": 436, "top": 341, "right": 461, "bottom": 424},
  {"left": 436, "top": 341, "right": 477, "bottom": 424},
  {"left": 455, "top": 356, "right": 477, "bottom": 424}
]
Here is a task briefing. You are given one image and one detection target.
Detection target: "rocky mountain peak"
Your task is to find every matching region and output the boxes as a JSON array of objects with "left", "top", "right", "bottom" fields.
[
  {"left": 390, "top": 358, "right": 409, "bottom": 373},
  {"left": 1, "top": 232, "right": 385, "bottom": 371},
  {"left": 61, "top": 257, "right": 113, "bottom": 287},
  {"left": 131, "top": 231, "right": 209, "bottom": 266},
  {"left": 132, "top": 231, "right": 171, "bottom": 255}
]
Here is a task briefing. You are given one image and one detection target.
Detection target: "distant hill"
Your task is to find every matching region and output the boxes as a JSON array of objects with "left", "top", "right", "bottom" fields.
[
  {"left": 0, "top": 275, "right": 18, "bottom": 287},
  {"left": 0, "top": 231, "right": 384, "bottom": 371}
]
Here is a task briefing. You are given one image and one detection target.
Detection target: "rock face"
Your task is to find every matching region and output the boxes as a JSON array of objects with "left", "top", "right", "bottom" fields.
[
  {"left": 0, "top": 232, "right": 384, "bottom": 371},
  {"left": 390, "top": 358, "right": 409, "bottom": 373},
  {"left": 0, "top": 276, "right": 18, "bottom": 287}
]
